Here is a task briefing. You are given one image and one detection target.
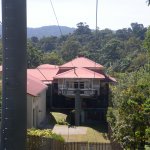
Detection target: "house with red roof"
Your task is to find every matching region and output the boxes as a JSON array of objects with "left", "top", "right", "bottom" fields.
[
  {"left": 0, "top": 67, "right": 48, "bottom": 128},
  {"left": 27, "top": 68, "right": 59, "bottom": 84},
  {"left": 30, "top": 56, "right": 116, "bottom": 125},
  {"left": 27, "top": 74, "right": 48, "bottom": 128}
]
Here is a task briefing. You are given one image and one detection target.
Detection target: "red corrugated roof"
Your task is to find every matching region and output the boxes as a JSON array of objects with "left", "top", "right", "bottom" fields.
[
  {"left": 27, "top": 74, "right": 47, "bottom": 96},
  {"left": 27, "top": 68, "right": 59, "bottom": 82},
  {"left": 105, "top": 75, "right": 117, "bottom": 82},
  {"left": 37, "top": 64, "right": 58, "bottom": 69},
  {"left": 28, "top": 69, "right": 45, "bottom": 80},
  {"left": 54, "top": 67, "right": 105, "bottom": 79},
  {"left": 60, "top": 57, "right": 104, "bottom": 69}
]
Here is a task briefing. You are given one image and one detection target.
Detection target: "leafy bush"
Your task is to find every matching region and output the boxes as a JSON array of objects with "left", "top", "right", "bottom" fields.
[
  {"left": 57, "top": 119, "right": 68, "bottom": 125},
  {"left": 27, "top": 129, "right": 64, "bottom": 142},
  {"left": 50, "top": 112, "right": 69, "bottom": 125},
  {"left": 108, "top": 69, "right": 150, "bottom": 149}
]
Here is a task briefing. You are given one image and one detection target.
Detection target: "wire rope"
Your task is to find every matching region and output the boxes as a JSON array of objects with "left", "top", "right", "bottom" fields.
[{"left": 49, "top": 0, "right": 63, "bottom": 36}]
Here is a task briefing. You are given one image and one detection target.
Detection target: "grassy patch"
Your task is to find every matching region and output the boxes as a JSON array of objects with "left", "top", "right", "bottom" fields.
[
  {"left": 49, "top": 112, "right": 110, "bottom": 143},
  {"left": 50, "top": 112, "right": 68, "bottom": 125},
  {"left": 54, "top": 125, "right": 110, "bottom": 143},
  {"left": 145, "top": 145, "right": 150, "bottom": 150},
  {"left": 86, "top": 127, "right": 109, "bottom": 143}
]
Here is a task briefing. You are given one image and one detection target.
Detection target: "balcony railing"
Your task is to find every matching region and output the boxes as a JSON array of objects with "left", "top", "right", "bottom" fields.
[{"left": 59, "top": 88, "right": 97, "bottom": 97}]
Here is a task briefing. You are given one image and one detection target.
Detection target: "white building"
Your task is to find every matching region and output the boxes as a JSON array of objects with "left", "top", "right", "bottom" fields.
[{"left": 27, "top": 74, "right": 48, "bottom": 128}]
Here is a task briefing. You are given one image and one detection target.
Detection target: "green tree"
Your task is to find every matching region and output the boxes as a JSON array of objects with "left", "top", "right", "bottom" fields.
[
  {"left": 144, "top": 26, "right": 150, "bottom": 53},
  {"left": 42, "top": 51, "right": 64, "bottom": 65},
  {"left": 27, "top": 42, "right": 43, "bottom": 68},
  {"left": 131, "top": 23, "right": 147, "bottom": 40},
  {"left": 143, "top": 26, "right": 150, "bottom": 71},
  {"left": 39, "top": 36, "right": 58, "bottom": 52},
  {"left": 108, "top": 70, "right": 150, "bottom": 149},
  {"left": 100, "top": 39, "right": 123, "bottom": 66},
  {"left": 60, "top": 37, "right": 81, "bottom": 61},
  {"left": 116, "top": 28, "right": 132, "bottom": 40},
  {"left": 74, "top": 22, "right": 91, "bottom": 35}
]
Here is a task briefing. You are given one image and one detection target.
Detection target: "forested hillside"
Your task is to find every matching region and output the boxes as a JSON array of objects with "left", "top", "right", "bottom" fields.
[
  {"left": 27, "top": 26, "right": 75, "bottom": 38},
  {"left": 22, "top": 22, "right": 148, "bottom": 73},
  {"left": 0, "top": 22, "right": 148, "bottom": 72}
]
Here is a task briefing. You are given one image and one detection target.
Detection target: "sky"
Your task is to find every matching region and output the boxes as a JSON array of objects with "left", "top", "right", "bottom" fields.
[{"left": 0, "top": 0, "right": 150, "bottom": 30}]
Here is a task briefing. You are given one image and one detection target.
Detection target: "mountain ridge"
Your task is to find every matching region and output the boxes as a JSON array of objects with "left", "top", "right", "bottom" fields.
[{"left": 0, "top": 25, "right": 75, "bottom": 38}]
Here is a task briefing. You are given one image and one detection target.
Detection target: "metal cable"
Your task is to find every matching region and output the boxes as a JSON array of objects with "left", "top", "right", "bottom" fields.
[
  {"left": 96, "top": 0, "right": 99, "bottom": 34},
  {"left": 49, "top": 0, "right": 63, "bottom": 36}
]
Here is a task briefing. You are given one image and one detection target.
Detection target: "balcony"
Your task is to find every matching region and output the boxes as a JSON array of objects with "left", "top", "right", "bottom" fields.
[{"left": 58, "top": 88, "right": 97, "bottom": 98}]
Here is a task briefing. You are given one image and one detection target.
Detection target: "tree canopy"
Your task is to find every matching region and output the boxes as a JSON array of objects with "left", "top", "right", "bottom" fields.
[
  {"left": 23, "top": 22, "right": 148, "bottom": 73},
  {"left": 107, "top": 68, "right": 150, "bottom": 149}
]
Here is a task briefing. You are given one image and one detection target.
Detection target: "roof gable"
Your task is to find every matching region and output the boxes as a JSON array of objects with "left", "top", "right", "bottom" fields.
[
  {"left": 27, "top": 74, "right": 47, "bottom": 96},
  {"left": 27, "top": 68, "right": 59, "bottom": 82},
  {"left": 60, "top": 57, "right": 104, "bottom": 69},
  {"left": 54, "top": 67, "right": 105, "bottom": 79}
]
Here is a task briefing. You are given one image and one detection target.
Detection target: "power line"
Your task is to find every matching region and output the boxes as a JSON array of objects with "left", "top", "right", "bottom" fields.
[
  {"left": 49, "top": 0, "right": 63, "bottom": 36},
  {"left": 37, "top": 67, "right": 49, "bottom": 83}
]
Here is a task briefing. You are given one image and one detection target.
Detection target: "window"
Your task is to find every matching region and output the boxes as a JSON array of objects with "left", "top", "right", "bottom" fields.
[
  {"left": 80, "top": 82, "right": 84, "bottom": 89},
  {"left": 74, "top": 82, "right": 85, "bottom": 94},
  {"left": 74, "top": 82, "right": 78, "bottom": 89},
  {"left": 66, "top": 81, "right": 69, "bottom": 88},
  {"left": 74, "top": 82, "right": 84, "bottom": 89}
]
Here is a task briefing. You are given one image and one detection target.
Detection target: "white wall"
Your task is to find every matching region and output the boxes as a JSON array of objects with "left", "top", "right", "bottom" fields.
[
  {"left": 27, "top": 94, "right": 34, "bottom": 128},
  {"left": 37, "top": 90, "right": 46, "bottom": 125},
  {"left": 27, "top": 90, "right": 46, "bottom": 128}
]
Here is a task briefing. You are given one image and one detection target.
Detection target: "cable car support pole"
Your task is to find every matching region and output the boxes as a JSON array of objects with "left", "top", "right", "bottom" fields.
[{"left": 1, "top": 0, "right": 27, "bottom": 149}]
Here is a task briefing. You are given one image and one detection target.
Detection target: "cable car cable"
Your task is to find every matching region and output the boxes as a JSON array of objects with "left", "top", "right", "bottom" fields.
[{"left": 49, "top": 0, "right": 63, "bottom": 36}]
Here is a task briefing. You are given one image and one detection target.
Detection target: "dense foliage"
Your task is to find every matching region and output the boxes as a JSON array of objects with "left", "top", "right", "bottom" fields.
[
  {"left": 25, "top": 22, "right": 148, "bottom": 71},
  {"left": 107, "top": 69, "right": 150, "bottom": 149},
  {"left": 27, "top": 129, "right": 64, "bottom": 142},
  {"left": 0, "top": 22, "right": 148, "bottom": 70},
  {"left": 107, "top": 27, "right": 150, "bottom": 149}
]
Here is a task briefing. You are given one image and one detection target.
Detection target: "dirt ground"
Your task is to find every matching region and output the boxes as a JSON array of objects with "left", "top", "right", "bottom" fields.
[
  {"left": 53, "top": 125, "right": 87, "bottom": 135},
  {"left": 52, "top": 125, "right": 110, "bottom": 143}
]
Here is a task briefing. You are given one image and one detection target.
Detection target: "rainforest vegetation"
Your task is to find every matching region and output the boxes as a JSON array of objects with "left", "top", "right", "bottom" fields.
[
  {"left": 25, "top": 22, "right": 148, "bottom": 72},
  {"left": 0, "top": 22, "right": 149, "bottom": 149},
  {"left": 26, "top": 22, "right": 149, "bottom": 149}
]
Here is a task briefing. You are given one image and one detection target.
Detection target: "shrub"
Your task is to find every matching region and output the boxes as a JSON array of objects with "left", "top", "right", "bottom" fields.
[
  {"left": 57, "top": 119, "right": 68, "bottom": 125},
  {"left": 27, "top": 129, "right": 64, "bottom": 142},
  {"left": 27, "top": 129, "right": 64, "bottom": 150}
]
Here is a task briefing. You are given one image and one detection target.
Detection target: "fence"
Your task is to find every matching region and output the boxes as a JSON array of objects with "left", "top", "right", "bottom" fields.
[
  {"left": 107, "top": 125, "right": 123, "bottom": 150},
  {"left": 0, "top": 101, "right": 1, "bottom": 131},
  {"left": 27, "top": 136, "right": 64, "bottom": 150},
  {"left": 64, "top": 142, "right": 112, "bottom": 150},
  {"left": 0, "top": 101, "right": 1, "bottom": 123},
  {"left": 27, "top": 136, "right": 115, "bottom": 150}
]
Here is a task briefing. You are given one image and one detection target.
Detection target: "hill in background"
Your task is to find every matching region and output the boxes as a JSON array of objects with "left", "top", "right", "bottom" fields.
[{"left": 0, "top": 25, "right": 75, "bottom": 38}]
